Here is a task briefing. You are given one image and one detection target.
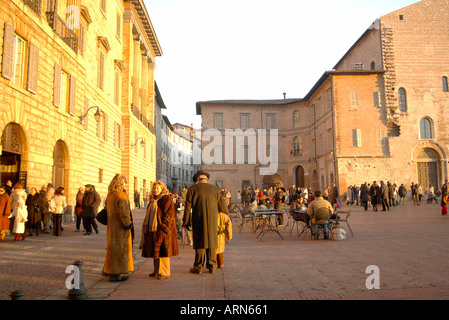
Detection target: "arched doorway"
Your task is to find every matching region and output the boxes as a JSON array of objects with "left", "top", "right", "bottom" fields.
[
  {"left": 294, "top": 166, "right": 305, "bottom": 188},
  {"left": 417, "top": 149, "right": 439, "bottom": 190},
  {"left": 1, "top": 123, "right": 26, "bottom": 187},
  {"left": 262, "top": 173, "right": 282, "bottom": 190},
  {"left": 53, "top": 140, "right": 69, "bottom": 190}
]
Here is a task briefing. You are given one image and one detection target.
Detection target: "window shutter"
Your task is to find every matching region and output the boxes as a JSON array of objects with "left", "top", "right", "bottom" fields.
[
  {"left": 119, "top": 125, "right": 125, "bottom": 149},
  {"left": 104, "top": 112, "right": 109, "bottom": 141},
  {"left": 97, "top": 113, "right": 102, "bottom": 137},
  {"left": 352, "top": 129, "right": 358, "bottom": 147},
  {"left": 98, "top": 51, "right": 104, "bottom": 90},
  {"left": 79, "top": 24, "right": 85, "bottom": 56},
  {"left": 2, "top": 22, "right": 15, "bottom": 81},
  {"left": 53, "top": 63, "right": 62, "bottom": 107},
  {"left": 373, "top": 92, "right": 382, "bottom": 107},
  {"left": 84, "top": 96, "right": 89, "bottom": 130},
  {"left": 27, "top": 42, "right": 39, "bottom": 94},
  {"left": 114, "top": 71, "right": 120, "bottom": 105},
  {"left": 68, "top": 74, "right": 76, "bottom": 115}
]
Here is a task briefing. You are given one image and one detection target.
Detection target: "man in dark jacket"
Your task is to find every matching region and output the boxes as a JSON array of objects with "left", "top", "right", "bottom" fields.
[
  {"left": 82, "top": 184, "right": 101, "bottom": 235},
  {"left": 183, "top": 171, "right": 228, "bottom": 274},
  {"left": 380, "top": 181, "right": 390, "bottom": 211}
]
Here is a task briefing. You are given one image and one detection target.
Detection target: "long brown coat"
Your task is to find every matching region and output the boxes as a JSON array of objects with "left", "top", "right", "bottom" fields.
[
  {"left": 141, "top": 195, "right": 179, "bottom": 259},
  {"left": 102, "top": 191, "right": 134, "bottom": 276},
  {"left": 183, "top": 182, "right": 228, "bottom": 249},
  {"left": 0, "top": 192, "right": 11, "bottom": 231}
]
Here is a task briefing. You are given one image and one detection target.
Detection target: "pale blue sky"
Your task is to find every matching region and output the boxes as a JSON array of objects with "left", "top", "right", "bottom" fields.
[{"left": 144, "top": 0, "right": 420, "bottom": 128}]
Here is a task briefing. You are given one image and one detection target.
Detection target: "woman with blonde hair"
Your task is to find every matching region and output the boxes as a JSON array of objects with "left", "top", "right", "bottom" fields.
[
  {"left": 102, "top": 174, "right": 134, "bottom": 282},
  {"left": 50, "top": 187, "right": 67, "bottom": 237},
  {"left": 141, "top": 180, "right": 179, "bottom": 280}
]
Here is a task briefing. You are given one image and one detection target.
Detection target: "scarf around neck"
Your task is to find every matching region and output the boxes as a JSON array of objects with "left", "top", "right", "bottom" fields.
[{"left": 143, "top": 195, "right": 164, "bottom": 232}]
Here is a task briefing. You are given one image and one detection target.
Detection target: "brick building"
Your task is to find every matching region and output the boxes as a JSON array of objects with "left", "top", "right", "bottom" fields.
[
  {"left": 196, "top": 0, "right": 449, "bottom": 199},
  {"left": 0, "top": 0, "right": 161, "bottom": 208}
]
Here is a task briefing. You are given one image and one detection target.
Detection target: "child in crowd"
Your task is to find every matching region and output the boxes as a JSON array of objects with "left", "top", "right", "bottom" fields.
[{"left": 217, "top": 211, "right": 232, "bottom": 269}]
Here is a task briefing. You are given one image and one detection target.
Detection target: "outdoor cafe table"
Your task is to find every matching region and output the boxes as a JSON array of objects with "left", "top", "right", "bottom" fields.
[{"left": 253, "top": 209, "right": 285, "bottom": 241}]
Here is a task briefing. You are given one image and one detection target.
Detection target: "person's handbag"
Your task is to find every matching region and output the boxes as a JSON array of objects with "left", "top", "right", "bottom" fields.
[{"left": 96, "top": 208, "right": 107, "bottom": 225}]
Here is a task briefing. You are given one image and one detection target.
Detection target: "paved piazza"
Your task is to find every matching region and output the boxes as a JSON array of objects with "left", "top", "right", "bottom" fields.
[{"left": 1, "top": 200, "right": 449, "bottom": 301}]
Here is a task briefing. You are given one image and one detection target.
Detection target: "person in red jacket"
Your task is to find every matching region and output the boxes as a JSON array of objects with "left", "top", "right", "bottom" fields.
[{"left": 0, "top": 185, "right": 12, "bottom": 241}]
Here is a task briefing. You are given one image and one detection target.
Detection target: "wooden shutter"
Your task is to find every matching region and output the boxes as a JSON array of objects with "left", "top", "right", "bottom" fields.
[
  {"left": 79, "top": 24, "right": 85, "bottom": 56},
  {"left": 114, "top": 71, "right": 120, "bottom": 105},
  {"left": 84, "top": 96, "right": 89, "bottom": 130},
  {"left": 119, "top": 125, "right": 124, "bottom": 149},
  {"left": 97, "top": 113, "right": 101, "bottom": 137},
  {"left": 98, "top": 51, "right": 104, "bottom": 90},
  {"left": 104, "top": 112, "right": 108, "bottom": 141},
  {"left": 27, "top": 42, "right": 39, "bottom": 94},
  {"left": 53, "top": 63, "right": 62, "bottom": 107},
  {"left": 2, "top": 22, "right": 15, "bottom": 81},
  {"left": 68, "top": 74, "right": 76, "bottom": 115}
]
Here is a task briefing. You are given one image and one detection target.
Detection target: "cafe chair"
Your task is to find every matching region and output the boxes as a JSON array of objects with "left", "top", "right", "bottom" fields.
[
  {"left": 237, "top": 207, "right": 254, "bottom": 233},
  {"left": 330, "top": 207, "right": 353, "bottom": 236},
  {"left": 228, "top": 202, "right": 242, "bottom": 223},
  {"left": 289, "top": 209, "right": 308, "bottom": 236},
  {"left": 311, "top": 207, "right": 332, "bottom": 240}
]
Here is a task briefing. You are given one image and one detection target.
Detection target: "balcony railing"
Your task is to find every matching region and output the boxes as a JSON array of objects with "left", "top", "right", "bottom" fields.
[
  {"left": 22, "top": 0, "right": 42, "bottom": 17},
  {"left": 46, "top": 11, "right": 78, "bottom": 53},
  {"left": 131, "top": 104, "right": 155, "bottom": 134}
]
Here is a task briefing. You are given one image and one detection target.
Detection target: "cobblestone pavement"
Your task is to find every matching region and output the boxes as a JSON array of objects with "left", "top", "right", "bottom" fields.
[{"left": 1, "top": 200, "right": 449, "bottom": 301}]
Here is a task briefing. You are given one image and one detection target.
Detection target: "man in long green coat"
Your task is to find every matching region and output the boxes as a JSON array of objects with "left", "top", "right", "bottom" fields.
[{"left": 183, "top": 171, "right": 228, "bottom": 274}]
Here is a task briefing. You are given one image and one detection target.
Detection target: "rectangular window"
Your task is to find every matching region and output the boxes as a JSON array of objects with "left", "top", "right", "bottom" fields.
[
  {"left": 376, "top": 129, "right": 386, "bottom": 146},
  {"left": 373, "top": 92, "right": 382, "bottom": 107},
  {"left": 213, "top": 113, "right": 223, "bottom": 130},
  {"left": 443, "top": 76, "right": 448, "bottom": 92},
  {"left": 240, "top": 113, "right": 249, "bottom": 129},
  {"left": 319, "top": 134, "right": 323, "bottom": 155},
  {"left": 266, "top": 114, "right": 275, "bottom": 129},
  {"left": 311, "top": 139, "right": 316, "bottom": 157},
  {"left": 317, "top": 97, "right": 323, "bottom": 118},
  {"left": 326, "top": 88, "right": 332, "bottom": 110},
  {"left": 215, "top": 180, "right": 223, "bottom": 189},
  {"left": 351, "top": 92, "right": 359, "bottom": 107},
  {"left": 327, "top": 128, "right": 333, "bottom": 151},
  {"left": 311, "top": 104, "right": 315, "bottom": 123},
  {"left": 352, "top": 129, "right": 362, "bottom": 147},
  {"left": 13, "top": 34, "right": 27, "bottom": 88}
]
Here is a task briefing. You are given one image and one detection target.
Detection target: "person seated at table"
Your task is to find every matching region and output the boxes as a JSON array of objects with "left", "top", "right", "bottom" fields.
[
  {"left": 289, "top": 196, "right": 308, "bottom": 222},
  {"left": 257, "top": 191, "right": 269, "bottom": 209},
  {"left": 307, "top": 190, "right": 334, "bottom": 239}
]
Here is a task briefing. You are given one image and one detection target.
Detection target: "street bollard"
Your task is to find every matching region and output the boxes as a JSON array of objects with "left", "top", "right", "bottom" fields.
[
  {"left": 9, "top": 290, "right": 24, "bottom": 300},
  {"left": 67, "top": 260, "right": 88, "bottom": 300}
]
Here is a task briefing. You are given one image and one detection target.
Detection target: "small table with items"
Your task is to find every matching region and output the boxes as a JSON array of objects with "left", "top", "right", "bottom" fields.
[{"left": 253, "top": 209, "right": 285, "bottom": 241}]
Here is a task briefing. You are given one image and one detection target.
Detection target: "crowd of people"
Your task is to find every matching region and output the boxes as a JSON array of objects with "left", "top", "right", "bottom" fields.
[
  {"left": 2, "top": 173, "right": 447, "bottom": 283},
  {"left": 0, "top": 180, "right": 106, "bottom": 241}
]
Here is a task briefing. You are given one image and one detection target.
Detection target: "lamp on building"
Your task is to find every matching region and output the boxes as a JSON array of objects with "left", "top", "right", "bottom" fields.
[
  {"left": 131, "top": 137, "right": 146, "bottom": 148},
  {"left": 79, "top": 106, "right": 102, "bottom": 124}
]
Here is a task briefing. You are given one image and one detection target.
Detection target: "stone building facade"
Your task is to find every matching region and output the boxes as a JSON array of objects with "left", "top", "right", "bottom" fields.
[
  {"left": 0, "top": 0, "right": 161, "bottom": 208},
  {"left": 197, "top": 0, "right": 449, "bottom": 199}
]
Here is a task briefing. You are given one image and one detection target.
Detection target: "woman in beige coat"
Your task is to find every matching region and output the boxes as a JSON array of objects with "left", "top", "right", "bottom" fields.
[{"left": 102, "top": 174, "right": 134, "bottom": 282}]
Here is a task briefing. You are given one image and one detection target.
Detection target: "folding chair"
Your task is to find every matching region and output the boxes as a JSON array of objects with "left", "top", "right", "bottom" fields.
[
  {"left": 330, "top": 207, "right": 353, "bottom": 236},
  {"left": 237, "top": 208, "right": 254, "bottom": 233}
]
